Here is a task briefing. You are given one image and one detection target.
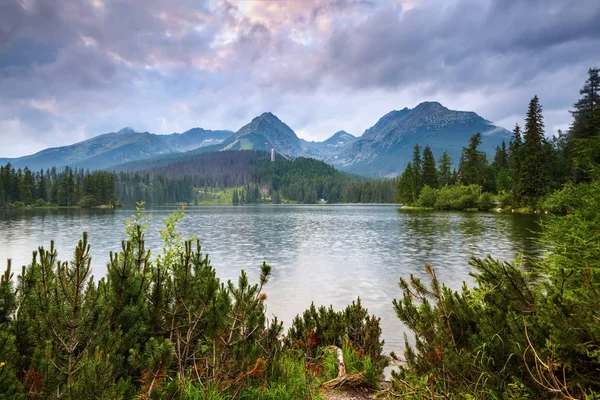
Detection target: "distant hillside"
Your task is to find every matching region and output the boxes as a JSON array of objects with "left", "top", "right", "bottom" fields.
[
  {"left": 308, "top": 131, "right": 357, "bottom": 163},
  {"left": 113, "top": 150, "right": 387, "bottom": 205},
  {"left": 163, "top": 128, "right": 233, "bottom": 152},
  {"left": 334, "top": 102, "right": 511, "bottom": 177},
  {"left": 0, "top": 127, "right": 233, "bottom": 171}
]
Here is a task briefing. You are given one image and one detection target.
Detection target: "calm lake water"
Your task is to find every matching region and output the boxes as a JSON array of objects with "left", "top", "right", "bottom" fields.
[{"left": 0, "top": 205, "right": 543, "bottom": 354}]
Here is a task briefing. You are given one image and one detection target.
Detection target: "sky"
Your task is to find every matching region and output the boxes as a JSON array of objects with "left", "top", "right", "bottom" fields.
[{"left": 0, "top": 0, "right": 599, "bottom": 157}]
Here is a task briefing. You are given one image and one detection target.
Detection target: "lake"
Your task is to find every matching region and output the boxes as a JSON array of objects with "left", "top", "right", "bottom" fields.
[{"left": 0, "top": 205, "right": 543, "bottom": 354}]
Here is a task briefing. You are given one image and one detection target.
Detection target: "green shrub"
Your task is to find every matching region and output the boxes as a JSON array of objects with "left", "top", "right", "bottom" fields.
[
  {"left": 495, "top": 191, "right": 512, "bottom": 208},
  {"left": 435, "top": 185, "right": 479, "bottom": 210},
  {"left": 417, "top": 185, "right": 439, "bottom": 208},
  {"left": 33, "top": 198, "right": 47, "bottom": 207},
  {"left": 391, "top": 182, "right": 600, "bottom": 398},
  {"left": 285, "top": 298, "right": 387, "bottom": 388},
  {"left": 541, "top": 183, "right": 597, "bottom": 214},
  {"left": 477, "top": 192, "right": 495, "bottom": 211}
]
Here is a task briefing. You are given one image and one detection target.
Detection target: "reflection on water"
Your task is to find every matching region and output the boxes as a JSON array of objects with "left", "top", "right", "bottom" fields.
[{"left": 0, "top": 205, "right": 543, "bottom": 353}]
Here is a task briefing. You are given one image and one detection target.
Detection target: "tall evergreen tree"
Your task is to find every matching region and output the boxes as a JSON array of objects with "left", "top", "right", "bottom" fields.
[
  {"left": 421, "top": 145, "right": 439, "bottom": 189},
  {"left": 37, "top": 169, "right": 47, "bottom": 201},
  {"left": 232, "top": 189, "right": 239, "bottom": 205},
  {"left": 396, "top": 162, "right": 416, "bottom": 205},
  {"left": 411, "top": 144, "right": 423, "bottom": 197},
  {"left": 437, "top": 151, "right": 453, "bottom": 186},
  {"left": 520, "top": 95, "right": 549, "bottom": 205},
  {"left": 569, "top": 68, "right": 600, "bottom": 182},
  {"left": 459, "top": 133, "right": 486, "bottom": 186},
  {"left": 492, "top": 141, "right": 509, "bottom": 169},
  {"left": 508, "top": 124, "right": 523, "bottom": 204}
]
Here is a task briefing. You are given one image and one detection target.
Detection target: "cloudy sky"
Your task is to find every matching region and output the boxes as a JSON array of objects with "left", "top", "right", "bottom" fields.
[{"left": 0, "top": 0, "right": 598, "bottom": 157}]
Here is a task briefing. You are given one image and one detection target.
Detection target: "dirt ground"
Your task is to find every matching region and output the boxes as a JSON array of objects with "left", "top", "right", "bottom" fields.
[
  {"left": 320, "top": 387, "right": 377, "bottom": 400},
  {"left": 320, "top": 382, "right": 393, "bottom": 400}
]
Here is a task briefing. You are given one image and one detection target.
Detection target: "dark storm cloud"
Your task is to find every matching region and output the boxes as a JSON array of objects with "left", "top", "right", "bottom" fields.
[{"left": 310, "top": 0, "right": 600, "bottom": 90}]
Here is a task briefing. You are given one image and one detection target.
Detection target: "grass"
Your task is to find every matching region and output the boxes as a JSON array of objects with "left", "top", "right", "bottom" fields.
[
  {"left": 193, "top": 187, "right": 298, "bottom": 205},
  {"left": 194, "top": 187, "right": 237, "bottom": 205}
]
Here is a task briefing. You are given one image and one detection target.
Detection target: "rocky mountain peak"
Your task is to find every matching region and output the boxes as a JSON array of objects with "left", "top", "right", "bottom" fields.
[{"left": 116, "top": 127, "right": 136, "bottom": 135}]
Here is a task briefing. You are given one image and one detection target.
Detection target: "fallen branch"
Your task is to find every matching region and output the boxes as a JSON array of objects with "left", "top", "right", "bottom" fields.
[{"left": 322, "top": 346, "right": 367, "bottom": 389}]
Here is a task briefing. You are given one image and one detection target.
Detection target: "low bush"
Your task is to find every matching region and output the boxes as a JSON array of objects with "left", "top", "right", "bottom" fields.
[
  {"left": 477, "top": 192, "right": 495, "bottom": 210},
  {"left": 435, "top": 184, "right": 480, "bottom": 210},
  {"left": 0, "top": 204, "right": 385, "bottom": 399},
  {"left": 391, "top": 182, "right": 600, "bottom": 399},
  {"left": 417, "top": 185, "right": 438, "bottom": 208}
]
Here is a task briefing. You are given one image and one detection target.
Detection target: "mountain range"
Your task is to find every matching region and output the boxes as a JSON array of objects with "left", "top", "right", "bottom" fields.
[
  {"left": 0, "top": 128, "right": 233, "bottom": 171},
  {"left": 0, "top": 102, "right": 511, "bottom": 176}
]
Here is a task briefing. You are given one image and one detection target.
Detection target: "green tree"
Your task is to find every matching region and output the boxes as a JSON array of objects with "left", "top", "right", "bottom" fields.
[
  {"left": 492, "top": 140, "right": 509, "bottom": 169},
  {"left": 18, "top": 167, "right": 35, "bottom": 204},
  {"left": 437, "top": 150, "right": 453, "bottom": 186},
  {"left": 569, "top": 68, "right": 600, "bottom": 182},
  {"left": 396, "top": 162, "right": 417, "bottom": 205},
  {"left": 232, "top": 189, "right": 239, "bottom": 205},
  {"left": 411, "top": 144, "right": 423, "bottom": 198},
  {"left": 459, "top": 133, "right": 486, "bottom": 186},
  {"left": 421, "top": 145, "right": 439, "bottom": 189},
  {"left": 520, "top": 95, "right": 549, "bottom": 205},
  {"left": 509, "top": 124, "right": 523, "bottom": 204}
]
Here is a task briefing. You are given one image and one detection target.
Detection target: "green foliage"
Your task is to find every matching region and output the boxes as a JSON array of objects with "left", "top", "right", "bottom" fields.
[
  {"left": 434, "top": 184, "right": 480, "bottom": 210},
  {"left": 477, "top": 192, "right": 495, "bottom": 211},
  {"left": 569, "top": 68, "right": 600, "bottom": 183},
  {"left": 421, "top": 145, "right": 439, "bottom": 189},
  {"left": 459, "top": 133, "right": 488, "bottom": 187},
  {"left": 396, "top": 162, "right": 418, "bottom": 205},
  {"left": 285, "top": 298, "right": 388, "bottom": 387},
  {"left": 0, "top": 261, "right": 25, "bottom": 398},
  {"left": 391, "top": 181, "right": 600, "bottom": 398},
  {"left": 520, "top": 95, "right": 550, "bottom": 206},
  {"left": 417, "top": 185, "right": 438, "bottom": 208},
  {"left": 0, "top": 205, "right": 384, "bottom": 398},
  {"left": 0, "top": 164, "right": 116, "bottom": 207},
  {"left": 437, "top": 150, "right": 454, "bottom": 187}
]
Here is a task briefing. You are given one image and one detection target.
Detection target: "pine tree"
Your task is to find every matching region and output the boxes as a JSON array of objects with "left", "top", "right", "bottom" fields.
[
  {"left": 459, "top": 133, "right": 486, "bottom": 186},
  {"left": 396, "top": 162, "right": 417, "bottom": 205},
  {"left": 508, "top": 124, "right": 523, "bottom": 204},
  {"left": 412, "top": 144, "right": 423, "bottom": 197},
  {"left": 37, "top": 169, "right": 47, "bottom": 202},
  {"left": 570, "top": 68, "right": 600, "bottom": 182},
  {"left": 421, "top": 145, "right": 439, "bottom": 189},
  {"left": 437, "top": 151, "right": 453, "bottom": 186},
  {"left": 232, "top": 189, "right": 239, "bottom": 205},
  {"left": 492, "top": 140, "right": 509, "bottom": 169},
  {"left": 520, "top": 95, "right": 549, "bottom": 205}
]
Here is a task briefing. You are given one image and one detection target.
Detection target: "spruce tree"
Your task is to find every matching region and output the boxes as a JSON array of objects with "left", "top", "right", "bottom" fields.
[
  {"left": 437, "top": 150, "right": 453, "bottom": 186},
  {"left": 520, "top": 95, "right": 549, "bottom": 205},
  {"left": 492, "top": 140, "right": 509, "bottom": 169},
  {"left": 570, "top": 68, "right": 600, "bottom": 182},
  {"left": 459, "top": 133, "right": 485, "bottom": 186},
  {"left": 421, "top": 145, "right": 439, "bottom": 189},
  {"left": 509, "top": 124, "right": 523, "bottom": 204},
  {"left": 37, "top": 169, "right": 47, "bottom": 202},
  {"left": 396, "top": 162, "right": 416, "bottom": 205},
  {"left": 412, "top": 144, "right": 423, "bottom": 197}
]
